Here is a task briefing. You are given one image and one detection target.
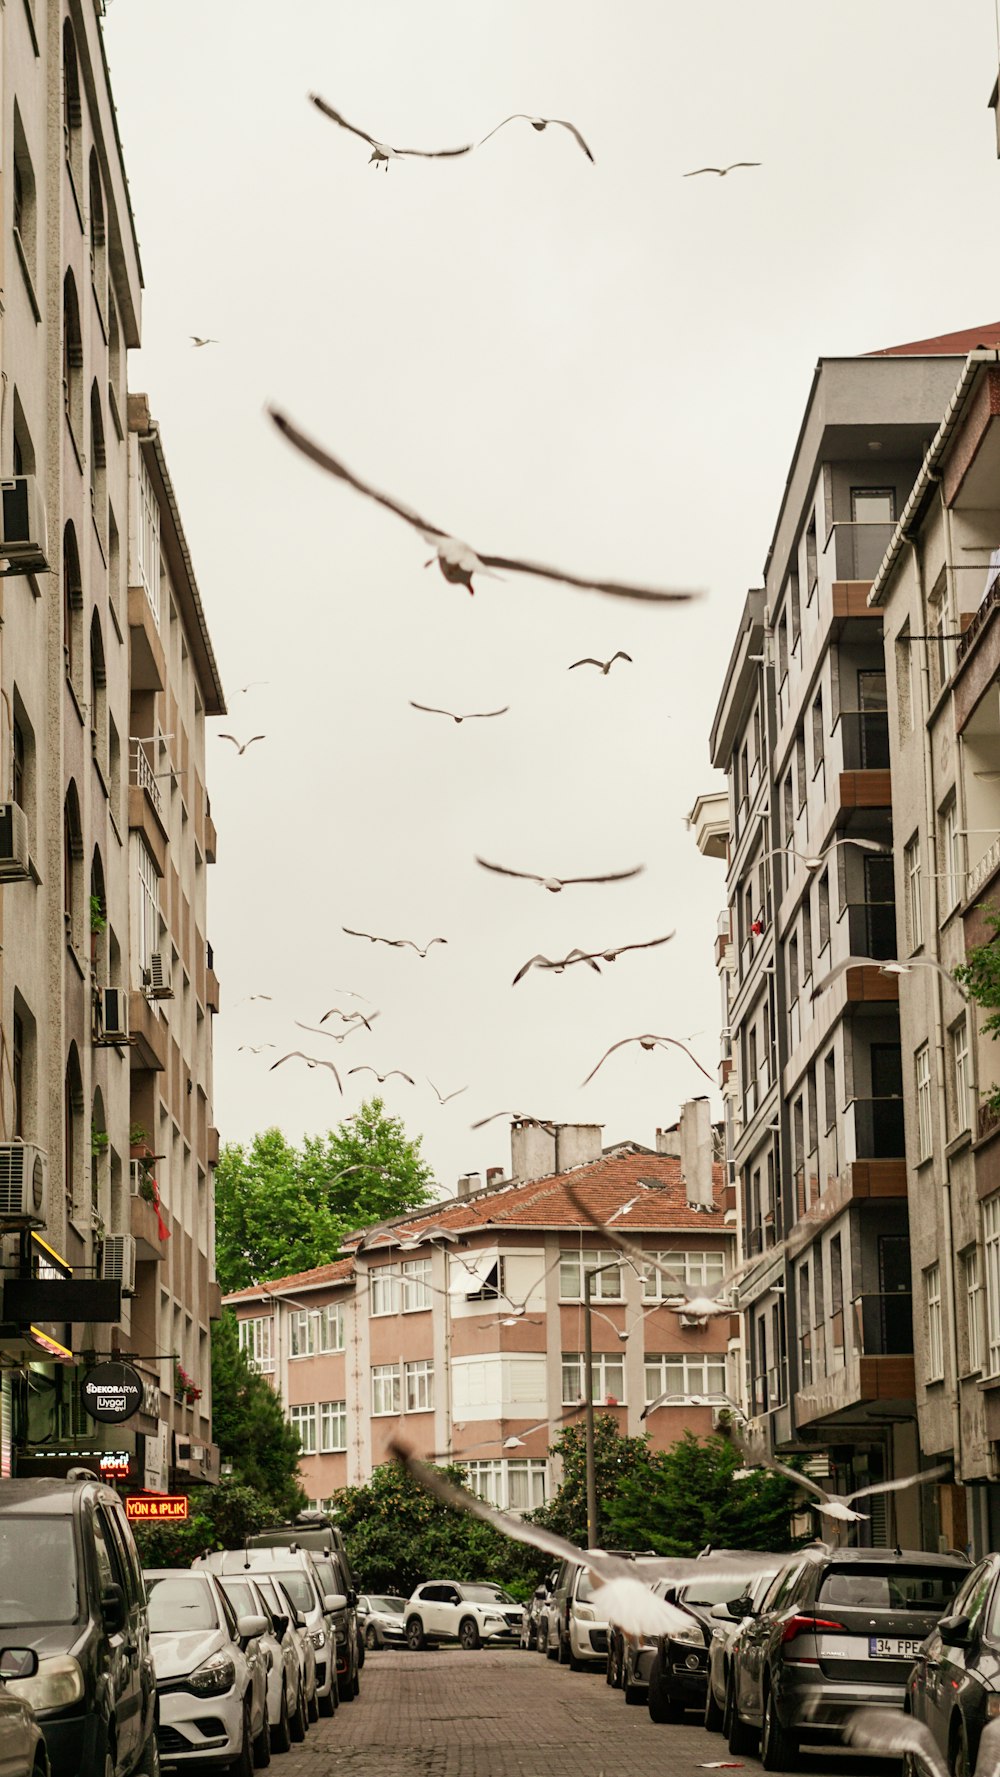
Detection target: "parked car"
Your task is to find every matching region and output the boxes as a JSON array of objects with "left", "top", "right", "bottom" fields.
[
  {"left": 0, "top": 1648, "right": 49, "bottom": 1776},
  {"left": 606, "top": 1559, "right": 675, "bottom": 1691},
  {"left": 547, "top": 1551, "right": 656, "bottom": 1671},
  {"left": 704, "top": 1567, "right": 779, "bottom": 1731},
  {"left": 144, "top": 1568, "right": 269, "bottom": 1774},
  {"left": 646, "top": 1573, "right": 748, "bottom": 1721},
  {"left": 195, "top": 1550, "right": 341, "bottom": 1718},
  {"left": 356, "top": 1597, "right": 406, "bottom": 1650},
  {"left": 215, "top": 1572, "right": 301, "bottom": 1755},
  {"left": 248, "top": 1527, "right": 360, "bottom": 1699},
  {"left": 403, "top": 1583, "right": 524, "bottom": 1650},
  {"left": 248, "top": 1577, "right": 311, "bottom": 1745},
  {"left": 906, "top": 1551, "right": 1000, "bottom": 1777},
  {"left": 521, "top": 1578, "right": 555, "bottom": 1652},
  {"left": 0, "top": 1477, "right": 157, "bottom": 1777},
  {"left": 726, "top": 1546, "right": 969, "bottom": 1770}
]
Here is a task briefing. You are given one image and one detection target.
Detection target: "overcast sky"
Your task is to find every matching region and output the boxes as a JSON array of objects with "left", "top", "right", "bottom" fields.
[{"left": 104, "top": 0, "right": 1000, "bottom": 1195}]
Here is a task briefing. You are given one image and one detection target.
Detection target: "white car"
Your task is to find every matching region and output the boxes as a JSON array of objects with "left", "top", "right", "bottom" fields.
[
  {"left": 216, "top": 1572, "right": 302, "bottom": 1756},
  {"left": 404, "top": 1583, "right": 525, "bottom": 1651},
  {"left": 145, "top": 1569, "right": 269, "bottom": 1773},
  {"left": 195, "top": 1550, "right": 340, "bottom": 1718},
  {"left": 250, "top": 1575, "right": 311, "bottom": 1745}
]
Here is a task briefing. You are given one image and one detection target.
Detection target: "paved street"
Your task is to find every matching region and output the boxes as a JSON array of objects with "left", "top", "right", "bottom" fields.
[{"left": 279, "top": 1648, "right": 900, "bottom": 1777}]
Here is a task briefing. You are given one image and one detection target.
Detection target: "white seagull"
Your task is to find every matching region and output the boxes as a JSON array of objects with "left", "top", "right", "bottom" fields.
[
  {"left": 190, "top": 336, "right": 219, "bottom": 347},
  {"left": 569, "top": 652, "right": 632, "bottom": 674},
  {"left": 810, "top": 954, "right": 968, "bottom": 1002},
  {"left": 843, "top": 1710, "right": 1000, "bottom": 1777},
  {"left": 683, "top": 162, "right": 760, "bottom": 178},
  {"left": 218, "top": 733, "right": 265, "bottom": 756},
  {"left": 478, "top": 114, "right": 594, "bottom": 161},
  {"left": 410, "top": 702, "right": 509, "bottom": 724},
  {"left": 512, "top": 949, "right": 603, "bottom": 986},
  {"left": 747, "top": 1453, "right": 952, "bottom": 1524},
  {"left": 342, "top": 927, "right": 447, "bottom": 958},
  {"left": 581, "top": 1033, "right": 713, "bottom": 1087},
  {"left": 427, "top": 1080, "right": 468, "bottom": 1105},
  {"left": 561, "top": 1183, "right": 747, "bottom": 1319},
  {"left": 476, "top": 858, "right": 644, "bottom": 893},
  {"left": 765, "top": 837, "right": 890, "bottom": 872},
  {"left": 295, "top": 1018, "right": 376, "bottom": 1045},
  {"left": 309, "top": 95, "right": 474, "bottom": 168},
  {"left": 269, "top": 412, "right": 701, "bottom": 604},
  {"left": 269, "top": 1052, "right": 343, "bottom": 1092}
]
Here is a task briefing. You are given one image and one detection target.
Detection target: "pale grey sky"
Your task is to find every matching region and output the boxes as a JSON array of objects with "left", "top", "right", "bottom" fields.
[{"left": 105, "top": 0, "right": 1000, "bottom": 1192}]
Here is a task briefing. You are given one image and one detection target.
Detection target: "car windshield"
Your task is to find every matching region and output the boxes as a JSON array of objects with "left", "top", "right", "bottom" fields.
[
  {"left": 818, "top": 1566, "right": 964, "bottom": 1612},
  {"left": 577, "top": 1573, "right": 599, "bottom": 1604},
  {"left": 271, "top": 1571, "right": 316, "bottom": 1613},
  {"left": 372, "top": 1597, "right": 405, "bottom": 1614},
  {"left": 253, "top": 1578, "right": 283, "bottom": 1617},
  {"left": 679, "top": 1578, "right": 745, "bottom": 1609},
  {"left": 219, "top": 1579, "right": 259, "bottom": 1620},
  {"left": 0, "top": 1517, "right": 78, "bottom": 1626},
  {"left": 146, "top": 1576, "right": 219, "bottom": 1632},
  {"left": 458, "top": 1585, "right": 515, "bottom": 1604}
]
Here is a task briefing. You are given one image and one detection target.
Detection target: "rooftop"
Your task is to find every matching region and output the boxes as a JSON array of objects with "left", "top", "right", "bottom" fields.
[{"left": 868, "top": 322, "right": 1000, "bottom": 357}]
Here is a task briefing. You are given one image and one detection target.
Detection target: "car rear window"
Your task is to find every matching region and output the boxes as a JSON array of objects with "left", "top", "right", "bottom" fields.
[
  {"left": 818, "top": 1566, "right": 963, "bottom": 1612},
  {"left": 271, "top": 1571, "right": 316, "bottom": 1613},
  {"left": 147, "top": 1576, "right": 219, "bottom": 1631},
  {"left": 679, "top": 1577, "right": 744, "bottom": 1609},
  {"left": 219, "top": 1579, "right": 258, "bottom": 1619},
  {"left": 0, "top": 1517, "right": 78, "bottom": 1626},
  {"left": 373, "top": 1597, "right": 405, "bottom": 1613}
]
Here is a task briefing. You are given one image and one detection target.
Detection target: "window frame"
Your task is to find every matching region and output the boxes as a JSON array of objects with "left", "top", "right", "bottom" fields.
[
  {"left": 925, "top": 1263, "right": 943, "bottom": 1383},
  {"left": 915, "top": 1044, "right": 933, "bottom": 1162},
  {"left": 643, "top": 1352, "right": 727, "bottom": 1402},
  {"left": 319, "top": 1399, "right": 347, "bottom": 1453},
  {"left": 403, "top": 1358, "right": 434, "bottom": 1413},
  {"left": 289, "top": 1402, "right": 317, "bottom": 1456},
  {"left": 371, "top": 1363, "right": 401, "bottom": 1417},
  {"left": 560, "top": 1350, "right": 625, "bottom": 1406}
]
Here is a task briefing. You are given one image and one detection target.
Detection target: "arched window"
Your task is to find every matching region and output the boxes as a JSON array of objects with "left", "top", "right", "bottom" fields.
[
  {"left": 63, "top": 523, "right": 82, "bottom": 691},
  {"left": 89, "top": 381, "right": 106, "bottom": 537},
  {"left": 63, "top": 271, "right": 83, "bottom": 443},
  {"left": 90, "top": 846, "right": 106, "bottom": 973},
  {"left": 63, "top": 779, "right": 83, "bottom": 949},
  {"left": 13, "top": 105, "right": 37, "bottom": 282},
  {"left": 64, "top": 1045, "right": 83, "bottom": 1229},
  {"left": 62, "top": 22, "right": 82, "bottom": 192},
  {"left": 12, "top": 389, "right": 35, "bottom": 478},
  {"left": 91, "top": 1087, "right": 106, "bottom": 1219},
  {"left": 88, "top": 151, "right": 105, "bottom": 287},
  {"left": 89, "top": 610, "right": 107, "bottom": 774}
]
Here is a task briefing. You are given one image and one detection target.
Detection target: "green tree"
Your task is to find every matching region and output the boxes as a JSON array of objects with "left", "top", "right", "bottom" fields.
[
  {"left": 211, "top": 1310, "right": 306, "bottom": 1518},
  {"left": 331, "top": 1460, "right": 544, "bottom": 1599},
  {"left": 604, "top": 1430, "right": 799, "bottom": 1557},
  {"left": 215, "top": 1098, "right": 435, "bottom": 1293},
  {"left": 954, "top": 906, "right": 1000, "bottom": 1118},
  {"left": 531, "top": 1414, "right": 651, "bottom": 1545},
  {"left": 131, "top": 1478, "right": 274, "bottom": 1569}
]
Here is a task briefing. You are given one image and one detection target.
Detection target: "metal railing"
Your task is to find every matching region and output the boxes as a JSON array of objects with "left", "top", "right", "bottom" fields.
[
  {"left": 824, "top": 520, "right": 898, "bottom": 583},
  {"left": 967, "top": 837, "right": 1000, "bottom": 901},
  {"left": 839, "top": 901, "right": 898, "bottom": 960},
  {"left": 957, "top": 575, "right": 1000, "bottom": 665},
  {"left": 848, "top": 1097, "right": 905, "bottom": 1160},
  {"left": 854, "top": 1291, "right": 914, "bottom": 1357},
  {"left": 836, "top": 710, "right": 891, "bottom": 771},
  {"left": 129, "top": 743, "right": 162, "bottom": 817}
]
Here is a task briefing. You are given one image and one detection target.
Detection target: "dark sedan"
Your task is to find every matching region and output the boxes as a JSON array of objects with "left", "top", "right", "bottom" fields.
[
  {"left": 907, "top": 1553, "right": 1000, "bottom": 1777},
  {"left": 647, "top": 1574, "right": 750, "bottom": 1722}
]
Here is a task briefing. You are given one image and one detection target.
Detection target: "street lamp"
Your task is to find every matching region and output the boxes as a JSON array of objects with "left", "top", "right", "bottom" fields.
[{"left": 582, "top": 1258, "right": 625, "bottom": 1549}]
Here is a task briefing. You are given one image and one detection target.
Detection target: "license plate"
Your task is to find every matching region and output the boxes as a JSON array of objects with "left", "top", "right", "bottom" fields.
[{"left": 868, "top": 1637, "right": 922, "bottom": 1659}]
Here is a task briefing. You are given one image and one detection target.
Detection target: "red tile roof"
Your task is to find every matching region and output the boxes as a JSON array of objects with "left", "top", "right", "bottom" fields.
[
  {"left": 868, "top": 323, "right": 1000, "bottom": 357},
  {"left": 223, "top": 1254, "right": 355, "bottom": 1305}
]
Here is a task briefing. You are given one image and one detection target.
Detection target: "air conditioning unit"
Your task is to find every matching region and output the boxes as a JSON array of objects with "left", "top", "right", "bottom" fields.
[
  {"left": 0, "top": 1142, "right": 47, "bottom": 1226},
  {"left": 0, "top": 803, "right": 30, "bottom": 882},
  {"left": 175, "top": 1436, "right": 192, "bottom": 1468},
  {"left": 95, "top": 986, "right": 128, "bottom": 1045},
  {"left": 143, "top": 953, "right": 173, "bottom": 1000},
  {"left": 0, "top": 476, "right": 49, "bottom": 573},
  {"left": 101, "top": 1233, "right": 136, "bottom": 1296}
]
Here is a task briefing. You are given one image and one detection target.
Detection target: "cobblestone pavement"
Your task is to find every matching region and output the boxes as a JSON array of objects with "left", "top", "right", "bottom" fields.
[{"left": 276, "top": 1647, "right": 902, "bottom": 1777}]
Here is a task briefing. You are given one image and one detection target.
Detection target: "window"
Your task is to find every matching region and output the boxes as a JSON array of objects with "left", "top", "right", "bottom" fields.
[
  {"left": 12, "top": 1012, "right": 24, "bottom": 1139},
  {"left": 288, "top": 1310, "right": 315, "bottom": 1358},
  {"left": 642, "top": 1250, "right": 726, "bottom": 1299},
  {"left": 62, "top": 21, "right": 82, "bottom": 183},
  {"left": 644, "top": 1354, "right": 727, "bottom": 1401},
  {"left": 62, "top": 272, "right": 83, "bottom": 444},
  {"left": 802, "top": 899, "right": 813, "bottom": 983},
  {"left": 89, "top": 612, "right": 107, "bottom": 775},
  {"left": 985, "top": 1197, "right": 1000, "bottom": 1377},
  {"left": 558, "top": 1250, "right": 622, "bottom": 1301},
  {"left": 289, "top": 1404, "right": 316, "bottom": 1455},
  {"left": 965, "top": 1249, "right": 983, "bottom": 1375},
  {"left": 916, "top": 1045, "right": 933, "bottom": 1161},
  {"left": 940, "top": 803, "right": 962, "bottom": 915},
  {"left": 929, "top": 576, "right": 957, "bottom": 696},
  {"left": 404, "top": 1359, "right": 434, "bottom": 1412},
  {"left": 319, "top": 1400, "right": 347, "bottom": 1453},
  {"left": 830, "top": 1234, "right": 844, "bottom": 1365},
  {"left": 818, "top": 870, "right": 830, "bottom": 952},
  {"left": 789, "top": 572, "right": 801, "bottom": 647},
  {"left": 370, "top": 1264, "right": 401, "bottom": 1316},
  {"left": 905, "top": 836, "right": 923, "bottom": 950},
  {"left": 372, "top": 1364, "right": 401, "bottom": 1417},
  {"left": 463, "top": 1460, "right": 547, "bottom": 1513},
  {"left": 63, "top": 782, "right": 82, "bottom": 947},
  {"left": 925, "top": 1264, "right": 943, "bottom": 1382},
  {"left": 788, "top": 934, "right": 799, "bottom": 1005},
  {"left": 62, "top": 523, "right": 82, "bottom": 690},
  {"left": 12, "top": 107, "right": 36, "bottom": 285},
  {"left": 88, "top": 150, "right": 106, "bottom": 289},
  {"left": 782, "top": 774, "right": 794, "bottom": 850},
  {"left": 795, "top": 732, "right": 806, "bottom": 809},
  {"left": 952, "top": 1018, "right": 972, "bottom": 1134},
  {"left": 135, "top": 838, "right": 159, "bottom": 976},
  {"left": 402, "top": 1258, "right": 432, "bottom": 1311},
  {"left": 561, "top": 1352, "right": 625, "bottom": 1405},
  {"left": 798, "top": 1260, "right": 812, "bottom": 1386},
  {"left": 777, "top": 612, "right": 788, "bottom": 682},
  {"left": 137, "top": 456, "right": 161, "bottom": 625},
  {"left": 811, "top": 691, "right": 825, "bottom": 774},
  {"left": 464, "top": 1256, "right": 505, "bottom": 1301},
  {"left": 318, "top": 1303, "right": 344, "bottom": 1352},
  {"left": 89, "top": 382, "right": 106, "bottom": 537},
  {"left": 238, "top": 1316, "right": 273, "bottom": 1371},
  {"left": 805, "top": 520, "right": 818, "bottom": 596},
  {"left": 64, "top": 1046, "right": 83, "bottom": 1224}
]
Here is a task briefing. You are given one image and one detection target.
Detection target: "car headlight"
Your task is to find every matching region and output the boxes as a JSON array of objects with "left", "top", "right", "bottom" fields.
[
  {"left": 987, "top": 1697, "right": 1000, "bottom": 1719},
  {"left": 188, "top": 1653, "right": 237, "bottom": 1697},
  {"left": 671, "top": 1626, "right": 704, "bottom": 1648},
  {"left": 311, "top": 1630, "right": 326, "bottom": 1649},
  {"left": 484, "top": 1614, "right": 503, "bottom": 1625},
  {"left": 575, "top": 1606, "right": 595, "bottom": 1622},
  {"left": 6, "top": 1655, "right": 84, "bottom": 1712}
]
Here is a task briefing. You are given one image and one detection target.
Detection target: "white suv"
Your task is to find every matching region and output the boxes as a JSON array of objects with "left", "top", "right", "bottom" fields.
[{"left": 404, "top": 1583, "right": 524, "bottom": 1651}]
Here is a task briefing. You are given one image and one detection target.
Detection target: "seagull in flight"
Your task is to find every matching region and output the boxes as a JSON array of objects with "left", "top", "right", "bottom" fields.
[
  {"left": 577, "top": 933, "right": 675, "bottom": 966},
  {"left": 581, "top": 1033, "right": 713, "bottom": 1087},
  {"left": 745, "top": 1453, "right": 952, "bottom": 1525},
  {"left": 512, "top": 949, "right": 603, "bottom": 986},
  {"left": 843, "top": 1710, "right": 1000, "bottom": 1777},
  {"left": 683, "top": 162, "right": 760, "bottom": 177},
  {"left": 478, "top": 114, "right": 594, "bottom": 161},
  {"left": 319, "top": 1007, "right": 377, "bottom": 1030},
  {"left": 766, "top": 837, "right": 890, "bottom": 873},
  {"left": 476, "top": 857, "right": 644, "bottom": 893},
  {"left": 235, "top": 993, "right": 272, "bottom": 1006},
  {"left": 348, "top": 1066, "right": 415, "bottom": 1085},
  {"left": 569, "top": 652, "right": 632, "bottom": 674},
  {"left": 238, "top": 1044, "right": 275, "bottom": 1054},
  {"left": 342, "top": 927, "right": 447, "bottom": 957},
  {"left": 561, "top": 1183, "right": 745, "bottom": 1319},
  {"left": 218, "top": 734, "right": 265, "bottom": 756},
  {"left": 470, "top": 1110, "right": 557, "bottom": 1132},
  {"left": 190, "top": 336, "right": 219, "bottom": 347},
  {"left": 309, "top": 95, "right": 474, "bottom": 168},
  {"left": 427, "top": 1079, "right": 468, "bottom": 1105},
  {"left": 234, "top": 680, "right": 269, "bottom": 695},
  {"left": 809, "top": 954, "right": 967, "bottom": 1002},
  {"left": 410, "top": 702, "right": 509, "bottom": 724},
  {"left": 295, "top": 1018, "right": 376, "bottom": 1044},
  {"left": 270, "top": 412, "right": 701, "bottom": 604},
  {"left": 269, "top": 1052, "right": 343, "bottom": 1091}
]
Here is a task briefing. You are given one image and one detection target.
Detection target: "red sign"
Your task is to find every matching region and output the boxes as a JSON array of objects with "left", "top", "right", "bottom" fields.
[{"left": 126, "top": 1494, "right": 188, "bottom": 1522}]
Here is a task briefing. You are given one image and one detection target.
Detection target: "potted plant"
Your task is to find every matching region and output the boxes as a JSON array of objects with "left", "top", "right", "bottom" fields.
[
  {"left": 89, "top": 895, "right": 106, "bottom": 963},
  {"left": 129, "top": 1122, "right": 152, "bottom": 1162},
  {"left": 91, "top": 1129, "right": 109, "bottom": 1159},
  {"left": 173, "top": 1360, "right": 202, "bottom": 1406}
]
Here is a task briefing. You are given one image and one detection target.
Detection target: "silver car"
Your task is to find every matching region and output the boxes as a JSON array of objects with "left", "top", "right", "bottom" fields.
[
  {"left": 0, "top": 1650, "right": 48, "bottom": 1776},
  {"left": 251, "top": 1576, "right": 311, "bottom": 1745},
  {"left": 704, "top": 1568, "right": 778, "bottom": 1731},
  {"left": 356, "top": 1596, "right": 406, "bottom": 1650}
]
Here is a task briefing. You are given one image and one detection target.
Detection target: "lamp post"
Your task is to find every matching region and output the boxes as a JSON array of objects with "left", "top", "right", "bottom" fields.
[{"left": 582, "top": 1258, "right": 624, "bottom": 1550}]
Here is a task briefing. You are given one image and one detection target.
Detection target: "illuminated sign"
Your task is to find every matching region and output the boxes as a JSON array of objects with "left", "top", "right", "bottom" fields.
[
  {"left": 99, "top": 1451, "right": 131, "bottom": 1480},
  {"left": 126, "top": 1494, "right": 188, "bottom": 1522},
  {"left": 82, "top": 1362, "right": 143, "bottom": 1423}
]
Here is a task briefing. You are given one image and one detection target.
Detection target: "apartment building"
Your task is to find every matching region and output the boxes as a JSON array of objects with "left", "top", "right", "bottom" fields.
[
  {"left": 0, "top": 1, "right": 224, "bottom": 1488},
  {"left": 708, "top": 335, "right": 988, "bottom": 1545},
  {"left": 225, "top": 1114, "right": 739, "bottom": 1511},
  {"left": 870, "top": 344, "right": 1000, "bottom": 1554}
]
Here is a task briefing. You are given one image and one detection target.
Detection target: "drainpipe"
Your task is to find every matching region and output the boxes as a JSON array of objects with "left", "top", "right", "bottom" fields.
[{"left": 912, "top": 522, "right": 963, "bottom": 1495}]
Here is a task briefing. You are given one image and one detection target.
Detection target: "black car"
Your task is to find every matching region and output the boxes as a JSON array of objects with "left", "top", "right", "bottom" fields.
[
  {"left": 0, "top": 1477, "right": 158, "bottom": 1777},
  {"left": 908, "top": 1552, "right": 1000, "bottom": 1777},
  {"left": 647, "top": 1572, "right": 750, "bottom": 1722}
]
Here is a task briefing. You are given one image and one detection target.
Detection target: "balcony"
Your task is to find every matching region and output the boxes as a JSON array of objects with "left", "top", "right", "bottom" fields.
[
  {"left": 837, "top": 710, "right": 890, "bottom": 772},
  {"left": 206, "top": 967, "right": 220, "bottom": 1014},
  {"left": 848, "top": 1097, "right": 905, "bottom": 1160},
  {"left": 854, "top": 1291, "right": 914, "bottom": 1357},
  {"left": 838, "top": 901, "right": 898, "bottom": 961},
  {"left": 207, "top": 1127, "right": 220, "bottom": 1167},
  {"left": 825, "top": 520, "right": 897, "bottom": 585},
  {"left": 130, "top": 1169, "right": 168, "bottom": 1261},
  {"left": 128, "top": 584, "right": 165, "bottom": 692},
  {"left": 128, "top": 745, "right": 167, "bottom": 873},
  {"left": 128, "top": 990, "right": 167, "bottom": 1072}
]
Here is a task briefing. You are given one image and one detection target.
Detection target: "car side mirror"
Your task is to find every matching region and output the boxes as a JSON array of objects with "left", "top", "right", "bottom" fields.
[
  {"left": 939, "top": 1614, "right": 971, "bottom": 1648},
  {"left": 709, "top": 1602, "right": 734, "bottom": 1621},
  {"left": 727, "top": 1596, "right": 753, "bottom": 1619},
  {"left": 272, "top": 1614, "right": 289, "bottom": 1641},
  {"left": 237, "top": 1613, "right": 269, "bottom": 1647},
  {"left": 323, "top": 1593, "right": 347, "bottom": 1614},
  {"left": 101, "top": 1584, "right": 127, "bottom": 1635},
  {"left": 0, "top": 1648, "right": 37, "bottom": 1682},
  {"left": 347, "top": 1589, "right": 358, "bottom": 1608}
]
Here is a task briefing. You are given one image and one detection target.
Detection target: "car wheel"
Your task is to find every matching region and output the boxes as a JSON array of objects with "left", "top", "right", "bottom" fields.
[
  {"left": 704, "top": 1682, "right": 725, "bottom": 1733},
  {"left": 546, "top": 1632, "right": 558, "bottom": 1662},
  {"left": 951, "top": 1716, "right": 972, "bottom": 1777},
  {"left": 270, "top": 1683, "right": 292, "bottom": 1755},
  {"left": 557, "top": 1632, "right": 570, "bottom": 1665},
  {"left": 605, "top": 1646, "right": 615, "bottom": 1685},
  {"left": 760, "top": 1684, "right": 798, "bottom": 1772},
  {"left": 364, "top": 1623, "right": 380, "bottom": 1650},
  {"left": 648, "top": 1662, "right": 682, "bottom": 1723},
  {"left": 307, "top": 1688, "right": 319, "bottom": 1724},
  {"left": 458, "top": 1617, "right": 482, "bottom": 1651},
  {"left": 253, "top": 1705, "right": 272, "bottom": 1769},
  {"left": 406, "top": 1615, "right": 426, "bottom": 1651},
  {"left": 357, "top": 1633, "right": 365, "bottom": 1670},
  {"left": 135, "top": 1723, "right": 161, "bottom": 1777},
  {"left": 289, "top": 1685, "right": 307, "bottom": 1744},
  {"left": 726, "top": 1674, "right": 757, "bottom": 1757},
  {"left": 322, "top": 1680, "right": 338, "bottom": 1714},
  {"left": 229, "top": 1699, "right": 255, "bottom": 1777}
]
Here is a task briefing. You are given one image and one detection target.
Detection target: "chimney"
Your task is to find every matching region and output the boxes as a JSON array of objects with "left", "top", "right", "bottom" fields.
[
  {"left": 456, "top": 1173, "right": 481, "bottom": 1198},
  {"left": 554, "top": 1124, "right": 603, "bottom": 1171},
  {"left": 680, "top": 1098, "right": 714, "bottom": 1210},
  {"left": 656, "top": 1123, "right": 681, "bottom": 1158},
  {"left": 510, "top": 1120, "right": 557, "bottom": 1183}
]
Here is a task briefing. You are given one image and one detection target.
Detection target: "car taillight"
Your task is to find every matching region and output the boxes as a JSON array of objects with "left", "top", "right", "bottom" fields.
[{"left": 780, "top": 1615, "right": 845, "bottom": 1644}]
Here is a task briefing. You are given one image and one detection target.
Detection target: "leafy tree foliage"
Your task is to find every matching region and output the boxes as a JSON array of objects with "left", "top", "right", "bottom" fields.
[
  {"left": 215, "top": 1098, "right": 435, "bottom": 1293},
  {"left": 531, "top": 1414, "right": 651, "bottom": 1545},
  {"left": 954, "top": 906, "right": 1000, "bottom": 1117},
  {"left": 132, "top": 1478, "right": 275, "bottom": 1569},
  {"left": 604, "top": 1430, "right": 799, "bottom": 1556},
  {"left": 210, "top": 1310, "right": 306, "bottom": 1518}
]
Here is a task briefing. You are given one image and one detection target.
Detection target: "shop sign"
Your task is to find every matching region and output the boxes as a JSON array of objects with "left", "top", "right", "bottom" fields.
[
  {"left": 125, "top": 1493, "right": 188, "bottom": 1522},
  {"left": 81, "top": 1362, "right": 144, "bottom": 1424}
]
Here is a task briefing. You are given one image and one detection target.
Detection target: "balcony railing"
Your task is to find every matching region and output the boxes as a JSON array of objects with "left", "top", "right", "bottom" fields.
[
  {"left": 854, "top": 1291, "right": 914, "bottom": 1357},
  {"left": 130, "top": 743, "right": 162, "bottom": 818},
  {"left": 839, "top": 901, "right": 898, "bottom": 960},
  {"left": 957, "top": 574, "right": 1000, "bottom": 666},
  {"left": 824, "top": 520, "right": 898, "bottom": 583},
  {"left": 967, "top": 837, "right": 1000, "bottom": 901},
  {"left": 800, "top": 1330, "right": 813, "bottom": 1387},
  {"left": 848, "top": 1097, "right": 905, "bottom": 1160},
  {"left": 836, "top": 710, "right": 891, "bottom": 771}
]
